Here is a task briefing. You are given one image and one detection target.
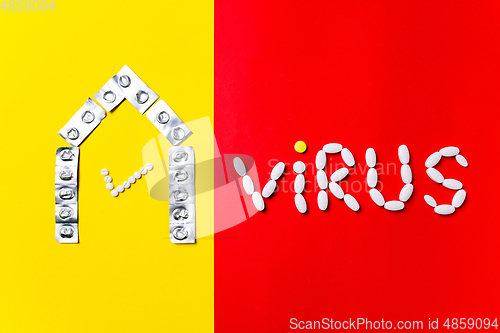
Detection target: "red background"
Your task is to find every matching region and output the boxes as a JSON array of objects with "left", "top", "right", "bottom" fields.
[{"left": 215, "top": 1, "right": 500, "bottom": 331}]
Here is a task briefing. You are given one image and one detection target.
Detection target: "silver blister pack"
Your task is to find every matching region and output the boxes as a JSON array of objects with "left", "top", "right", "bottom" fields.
[
  {"left": 115, "top": 65, "right": 159, "bottom": 114},
  {"left": 145, "top": 99, "right": 193, "bottom": 146},
  {"left": 55, "top": 147, "right": 79, "bottom": 244},
  {"left": 169, "top": 146, "right": 195, "bottom": 244},
  {"left": 94, "top": 77, "right": 125, "bottom": 112},
  {"left": 58, "top": 98, "right": 106, "bottom": 147}
]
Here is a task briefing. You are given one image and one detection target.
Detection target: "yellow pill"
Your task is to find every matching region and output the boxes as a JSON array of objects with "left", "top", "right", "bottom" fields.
[{"left": 294, "top": 141, "right": 307, "bottom": 153}]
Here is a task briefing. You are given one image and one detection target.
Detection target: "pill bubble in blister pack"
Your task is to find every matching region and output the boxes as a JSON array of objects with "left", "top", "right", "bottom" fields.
[
  {"left": 146, "top": 99, "right": 193, "bottom": 146},
  {"left": 94, "top": 78, "right": 125, "bottom": 112},
  {"left": 115, "top": 65, "right": 159, "bottom": 114}
]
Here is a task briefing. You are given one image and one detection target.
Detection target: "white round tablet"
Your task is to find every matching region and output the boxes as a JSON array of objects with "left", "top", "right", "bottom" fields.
[
  {"left": 111, "top": 189, "right": 118, "bottom": 197},
  {"left": 116, "top": 185, "right": 124, "bottom": 193},
  {"left": 145, "top": 163, "right": 154, "bottom": 171},
  {"left": 140, "top": 167, "right": 147, "bottom": 175},
  {"left": 134, "top": 171, "right": 141, "bottom": 179},
  {"left": 104, "top": 176, "right": 112, "bottom": 183},
  {"left": 128, "top": 176, "right": 136, "bottom": 184},
  {"left": 101, "top": 169, "right": 109, "bottom": 176},
  {"left": 123, "top": 181, "right": 131, "bottom": 189},
  {"left": 106, "top": 183, "right": 114, "bottom": 190}
]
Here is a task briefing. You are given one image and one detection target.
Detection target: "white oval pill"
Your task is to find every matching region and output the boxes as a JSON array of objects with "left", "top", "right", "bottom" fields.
[
  {"left": 252, "top": 192, "right": 265, "bottom": 211},
  {"left": 101, "top": 169, "right": 109, "bottom": 176},
  {"left": 328, "top": 181, "right": 344, "bottom": 199},
  {"left": 316, "top": 170, "right": 328, "bottom": 190},
  {"left": 401, "top": 165, "right": 412, "bottom": 184},
  {"left": 452, "top": 189, "right": 466, "bottom": 208},
  {"left": 384, "top": 200, "right": 404, "bottom": 211},
  {"left": 440, "top": 146, "right": 460, "bottom": 157},
  {"left": 315, "top": 150, "right": 326, "bottom": 170},
  {"left": 344, "top": 194, "right": 359, "bottom": 211},
  {"left": 323, "top": 143, "right": 342, "bottom": 154},
  {"left": 106, "top": 183, "right": 114, "bottom": 190},
  {"left": 294, "top": 174, "right": 305, "bottom": 194},
  {"left": 140, "top": 167, "right": 148, "bottom": 175},
  {"left": 341, "top": 148, "right": 355, "bottom": 167},
  {"left": 318, "top": 190, "right": 328, "bottom": 211},
  {"left": 233, "top": 157, "right": 247, "bottom": 177},
  {"left": 434, "top": 204, "right": 455, "bottom": 215},
  {"left": 424, "top": 195, "right": 437, "bottom": 208},
  {"left": 399, "top": 184, "right": 414, "bottom": 202},
  {"left": 443, "top": 179, "right": 462, "bottom": 190},
  {"left": 293, "top": 161, "right": 306, "bottom": 174},
  {"left": 271, "top": 162, "right": 285, "bottom": 180},
  {"left": 455, "top": 155, "right": 468, "bottom": 167},
  {"left": 116, "top": 185, "right": 124, "bottom": 193},
  {"left": 111, "top": 189, "right": 118, "bottom": 197},
  {"left": 262, "top": 179, "right": 276, "bottom": 198},
  {"left": 365, "top": 148, "right": 376, "bottom": 168},
  {"left": 426, "top": 168, "right": 444, "bottom": 183},
  {"left": 104, "top": 176, "right": 112, "bottom": 183},
  {"left": 128, "top": 176, "right": 136, "bottom": 184},
  {"left": 294, "top": 193, "right": 307, "bottom": 213},
  {"left": 367, "top": 168, "right": 378, "bottom": 188},
  {"left": 330, "top": 167, "right": 349, "bottom": 182},
  {"left": 145, "top": 163, "right": 154, "bottom": 171},
  {"left": 398, "top": 145, "right": 410, "bottom": 164},
  {"left": 425, "top": 152, "right": 441, "bottom": 168},
  {"left": 242, "top": 175, "right": 254, "bottom": 195},
  {"left": 123, "top": 181, "right": 131, "bottom": 189},
  {"left": 369, "top": 189, "right": 385, "bottom": 206}
]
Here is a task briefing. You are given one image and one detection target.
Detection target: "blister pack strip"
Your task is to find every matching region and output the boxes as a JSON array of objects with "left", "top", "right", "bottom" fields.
[
  {"left": 146, "top": 99, "right": 193, "bottom": 146},
  {"left": 55, "top": 147, "right": 80, "bottom": 244},
  {"left": 169, "top": 146, "right": 196, "bottom": 243},
  {"left": 58, "top": 98, "right": 106, "bottom": 147},
  {"left": 115, "top": 65, "right": 159, "bottom": 114},
  {"left": 94, "top": 77, "right": 126, "bottom": 112}
]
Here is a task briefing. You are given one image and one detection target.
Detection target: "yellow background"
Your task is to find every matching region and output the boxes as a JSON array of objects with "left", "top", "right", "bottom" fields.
[{"left": 0, "top": 1, "right": 214, "bottom": 332}]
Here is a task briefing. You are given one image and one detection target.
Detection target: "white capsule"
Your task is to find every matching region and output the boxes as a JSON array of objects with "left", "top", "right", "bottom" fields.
[
  {"left": 294, "top": 193, "right": 307, "bottom": 213},
  {"left": 101, "top": 169, "right": 109, "bottom": 176},
  {"left": 330, "top": 167, "right": 349, "bottom": 182},
  {"left": 328, "top": 181, "right": 344, "bottom": 199},
  {"left": 116, "top": 185, "right": 124, "bottom": 193},
  {"left": 452, "top": 189, "right": 466, "bottom": 208},
  {"left": 242, "top": 175, "right": 255, "bottom": 195},
  {"left": 262, "top": 179, "right": 277, "bottom": 198},
  {"left": 123, "top": 181, "right": 131, "bottom": 189},
  {"left": 315, "top": 150, "right": 327, "bottom": 170},
  {"left": 111, "top": 189, "right": 119, "bottom": 197},
  {"left": 434, "top": 204, "right": 455, "bottom": 215},
  {"left": 341, "top": 148, "right": 355, "bottom": 167},
  {"left": 365, "top": 148, "right": 376, "bottom": 168},
  {"left": 424, "top": 195, "right": 437, "bottom": 208},
  {"left": 104, "top": 176, "right": 112, "bottom": 183},
  {"left": 401, "top": 165, "right": 412, "bottom": 184},
  {"left": 384, "top": 200, "right": 404, "bottom": 211},
  {"left": 294, "top": 174, "right": 305, "bottom": 194},
  {"left": 140, "top": 167, "right": 148, "bottom": 175},
  {"left": 252, "top": 192, "right": 265, "bottom": 211},
  {"left": 443, "top": 179, "right": 463, "bottom": 190},
  {"left": 425, "top": 152, "right": 441, "bottom": 168},
  {"left": 316, "top": 170, "right": 328, "bottom": 189},
  {"left": 318, "top": 190, "right": 328, "bottom": 211},
  {"left": 367, "top": 168, "right": 378, "bottom": 188},
  {"left": 145, "top": 163, "right": 154, "bottom": 171},
  {"left": 233, "top": 157, "right": 247, "bottom": 177},
  {"left": 128, "top": 176, "right": 136, "bottom": 184},
  {"left": 293, "top": 161, "right": 306, "bottom": 174},
  {"left": 455, "top": 155, "right": 468, "bottom": 167},
  {"left": 106, "top": 183, "right": 114, "bottom": 190},
  {"left": 344, "top": 194, "right": 360, "bottom": 211},
  {"left": 323, "top": 143, "right": 343, "bottom": 154},
  {"left": 440, "top": 146, "right": 460, "bottom": 157},
  {"left": 399, "top": 184, "right": 414, "bottom": 202},
  {"left": 369, "top": 189, "right": 385, "bottom": 206},
  {"left": 271, "top": 162, "right": 285, "bottom": 180},
  {"left": 398, "top": 145, "right": 410, "bottom": 164},
  {"left": 426, "top": 168, "right": 444, "bottom": 183}
]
